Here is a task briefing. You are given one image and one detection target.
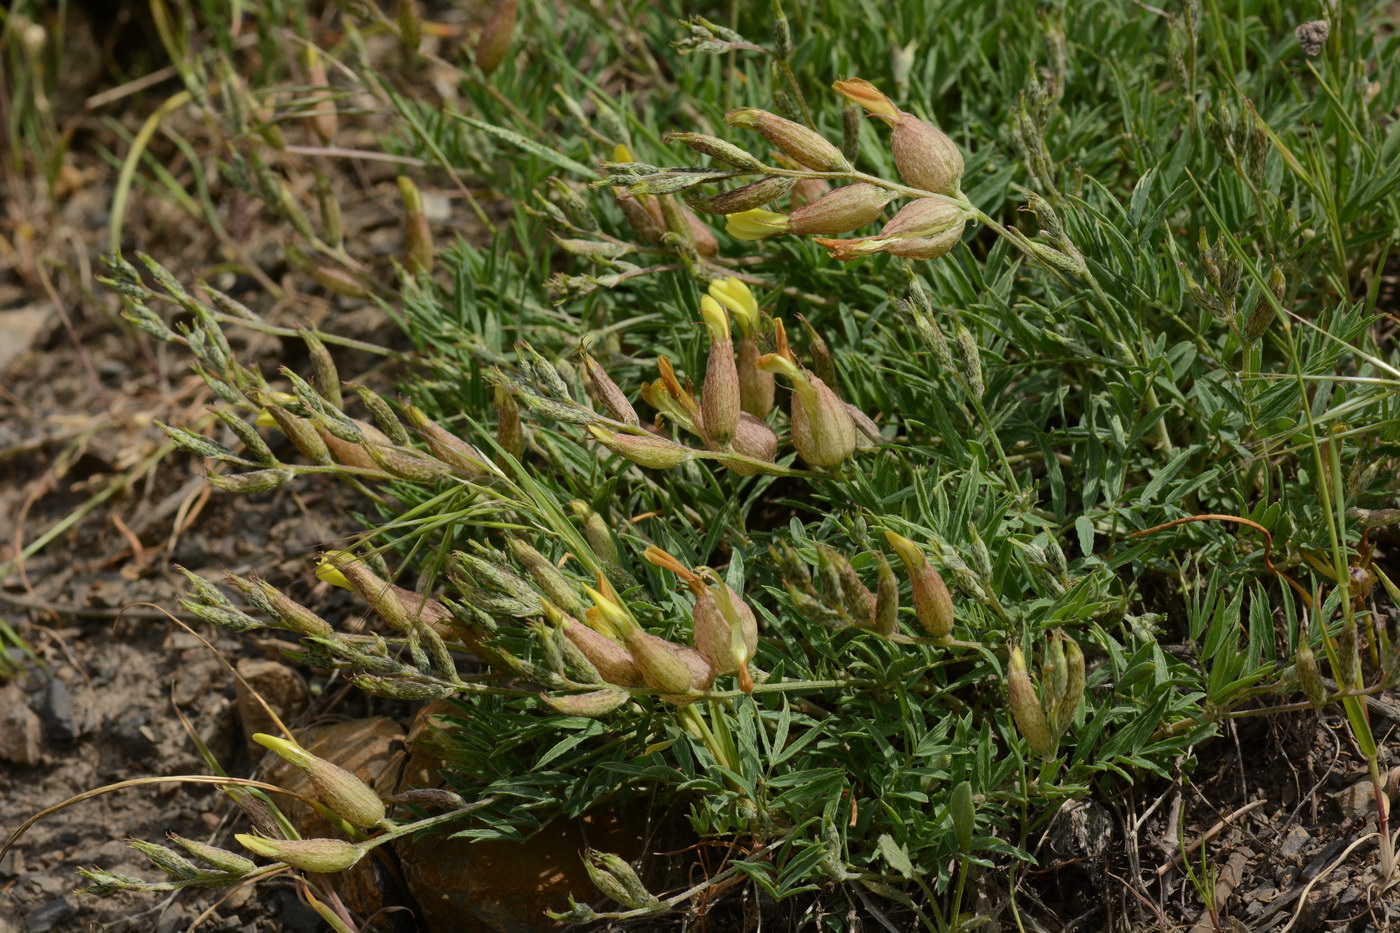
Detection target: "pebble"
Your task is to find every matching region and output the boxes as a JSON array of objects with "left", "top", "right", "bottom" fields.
[{"left": 32, "top": 675, "right": 80, "bottom": 743}]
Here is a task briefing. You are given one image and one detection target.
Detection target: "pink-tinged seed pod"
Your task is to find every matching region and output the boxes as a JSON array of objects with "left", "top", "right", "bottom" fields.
[
  {"left": 541, "top": 687, "right": 630, "bottom": 717},
  {"left": 677, "top": 201, "right": 720, "bottom": 257},
  {"left": 724, "top": 184, "right": 892, "bottom": 240},
  {"left": 791, "top": 177, "right": 831, "bottom": 208},
  {"left": 725, "top": 412, "right": 779, "bottom": 475},
  {"left": 1007, "top": 647, "right": 1056, "bottom": 758},
  {"left": 403, "top": 404, "right": 493, "bottom": 476},
  {"left": 646, "top": 546, "right": 758, "bottom": 691},
  {"left": 736, "top": 336, "right": 776, "bottom": 417},
  {"left": 581, "top": 350, "right": 640, "bottom": 426},
  {"left": 625, "top": 628, "right": 698, "bottom": 696},
  {"left": 587, "top": 425, "right": 693, "bottom": 469},
  {"left": 699, "top": 297, "right": 740, "bottom": 448},
  {"left": 883, "top": 531, "right": 954, "bottom": 638},
  {"left": 759, "top": 336, "right": 858, "bottom": 467},
  {"left": 832, "top": 78, "right": 963, "bottom": 194},
  {"left": 725, "top": 109, "right": 850, "bottom": 172},
  {"left": 658, "top": 642, "right": 716, "bottom": 705},
  {"left": 815, "top": 197, "right": 966, "bottom": 262},
  {"left": 252, "top": 733, "right": 386, "bottom": 829},
  {"left": 235, "top": 835, "right": 363, "bottom": 874},
  {"left": 560, "top": 614, "right": 644, "bottom": 687}
]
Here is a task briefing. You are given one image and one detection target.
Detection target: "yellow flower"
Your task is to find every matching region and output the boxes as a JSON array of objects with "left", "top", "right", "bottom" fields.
[
  {"left": 707, "top": 278, "right": 759, "bottom": 334},
  {"left": 725, "top": 208, "right": 789, "bottom": 240},
  {"left": 315, "top": 552, "right": 353, "bottom": 590}
]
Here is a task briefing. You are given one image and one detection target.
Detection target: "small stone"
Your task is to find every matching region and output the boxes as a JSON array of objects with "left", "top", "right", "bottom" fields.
[
  {"left": 24, "top": 897, "right": 73, "bottom": 933},
  {"left": 32, "top": 675, "right": 79, "bottom": 743},
  {"left": 1278, "top": 823, "right": 1310, "bottom": 858}
]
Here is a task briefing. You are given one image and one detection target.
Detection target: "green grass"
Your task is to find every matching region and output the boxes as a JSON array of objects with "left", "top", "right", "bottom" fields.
[{"left": 12, "top": 0, "right": 1400, "bottom": 928}]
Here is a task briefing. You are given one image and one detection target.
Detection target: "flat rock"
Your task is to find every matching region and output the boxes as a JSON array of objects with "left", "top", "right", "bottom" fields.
[
  {"left": 233, "top": 658, "right": 309, "bottom": 743},
  {"left": 24, "top": 897, "right": 72, "bottom": 933},
  {"left": 0, "top": 307, "right": 51, "bottom": 374}
]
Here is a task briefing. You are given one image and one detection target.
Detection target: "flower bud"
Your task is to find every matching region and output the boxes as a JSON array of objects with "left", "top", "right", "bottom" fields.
[
  {"left": 397, "top": 175, "right": 434, "bottom": 275},
  {"left": 883, "top": 531, "right": 954, "bottom": 638},
  {"left": 225, "top": 575, "right": 334, "bottom": 639},
  {"left": 706, "top": 277, "right": 760, "bottom": 336},
  {"left": 584, "top": 850, "right": 661, "bottom": 909},
  {"left": 168, "top": 834, "right": 257, "bottom": 875},
  {"left": 235, "top": 835, "right": 364, "bottom": 874},
  {"left": 587, "top": 424, "right": 693, "bottom": 469},
  {"left": 128, "top": 839, "right": 200, "bottom": 880},
  {"left": 476, "top": 0, "right": 518, "bottom": 76},
  {"left": 542, "top": 687, "right": 630, "bottom": 717},
  {"left": 1296, "top": 640, "right": 1326, "bottom": 710},
  {"left": 833, "top": 78, "right": 963, "bottom": 194},
  {"left": 581, "top": 350, "right": 639, "bottom": 426},
  {"left": 724, "top": 184, "right": 892, "bottom": 240},
  {"left": 1007, "top": 647, "right": 1056, "bottom": 758},
  {"left": 687, "top": 176, "right": 796, "bottom": 214},
  {"left": 511, "top": 540, "right": 586, "bottom": 617},
  {"left": 699, "top": 297, "right": 740, "bottom": 447},
  {"left": 725, "top": 109, "right": 850, "bottom": 172},
  {"left": 1051, "top": 635, "right": 1085, "bottom": 736},
  {"left": 253, "top": 733, "right": 386, "bottom": 829},
  {"left": 302, "top": 47, "right": 337, "bottom": 145},
  {"left": 873, "top": 553, "right": 899, "bottom": 636},
  {"left": 758, "top": 344, "right": 857, "bottom": 467},
  {"left": 1243, "top": 265, "right": 1285, "bottom": 343}
]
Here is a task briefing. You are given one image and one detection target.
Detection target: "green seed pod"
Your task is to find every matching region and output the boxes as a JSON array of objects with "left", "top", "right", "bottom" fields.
[
  {"left": 699, "top": 297, "right": 740, "bottom": 448},
  {"left": 235, "top": 835, "right": 363, "bottom": 873},
  {"left": 949, "top": 781, "right": 975, "bottom": 852},
  {"left": 253, "top": 733, "right": 387, "bottom": 829}
]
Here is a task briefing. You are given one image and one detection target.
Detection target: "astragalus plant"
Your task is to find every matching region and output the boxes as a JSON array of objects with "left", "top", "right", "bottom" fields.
[{"left": 10, "top": 0, "right": 1400, "bottom": 930}]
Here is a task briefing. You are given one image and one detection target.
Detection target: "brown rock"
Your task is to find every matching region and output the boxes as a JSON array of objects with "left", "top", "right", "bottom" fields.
[{"left": 233, "top": 659, "right": 310, "bottom": 745}]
